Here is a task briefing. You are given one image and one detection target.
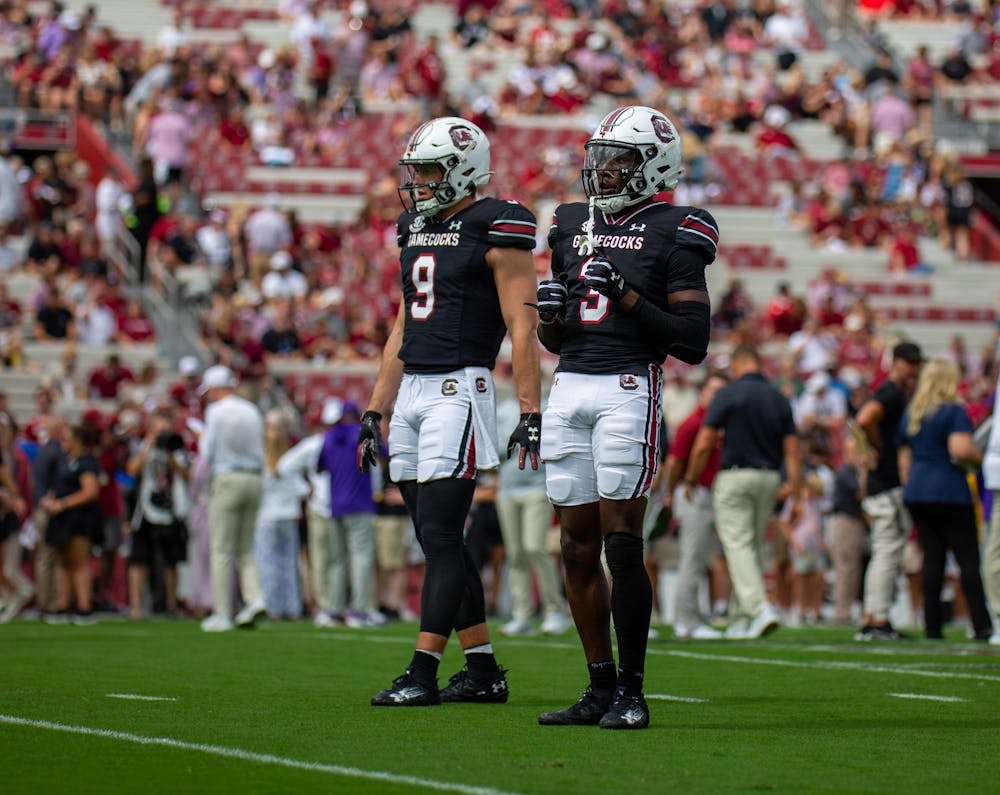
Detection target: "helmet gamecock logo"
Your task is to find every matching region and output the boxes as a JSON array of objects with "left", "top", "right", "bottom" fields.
[
  {"left": 450, "top": 126, "right": 475, "bottom": 150},
  {"left": 651, "top": 116, "right": 675, "bottom": 144}
]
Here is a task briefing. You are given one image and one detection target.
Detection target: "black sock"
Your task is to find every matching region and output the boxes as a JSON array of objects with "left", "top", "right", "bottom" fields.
[
  {"left": 617, "top": 665, "right": 644, "bottom": 695},
  {"left": 588, "top": 660, "right": 616, "bottom": 694},
  {"left": 604, "top": 532, "right": 651, "bottom": 683},
  {"left": 408, "top": 649, "right": 441, "bottom": 688},
  {"left": 465, "top": 643, "right": 500, "bottom": 673}
]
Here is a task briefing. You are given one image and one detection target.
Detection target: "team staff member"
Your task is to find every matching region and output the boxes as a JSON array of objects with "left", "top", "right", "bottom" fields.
[
  {"left": 358, "top": 116, "right": 542, "bottom": 706},
  {"left": 535, "top": 106, "right": 715, "bottom": 730},
  {"left": 686, "top": 344, "right": 801, "bottom": 640},
  {"left": 199, "top": 365, "right": 267, "bottom": 632},
  {"left": 855, "top": 341, "right": 923, "bottom": 640}
]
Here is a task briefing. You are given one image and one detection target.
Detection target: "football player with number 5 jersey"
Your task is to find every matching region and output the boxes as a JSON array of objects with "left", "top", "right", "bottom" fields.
[
  {"left": 535, "top": 106, "right": 717, "bottom": 730},
  {"left": 357, "top": 117, "right": 542, "bottom": 708}
]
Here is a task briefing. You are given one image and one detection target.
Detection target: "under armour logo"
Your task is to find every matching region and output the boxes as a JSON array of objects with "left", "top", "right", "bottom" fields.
[
  {"left": 629, "top": 223, "right": 646, "bottom": 232},
  {"left": 492, "top": 682, "right": 507, "bottom": 694},
  {"left": 528, "top": 428, "right": 539, "bottom": 443},
  {"left": 449, "top": 220, "right": 462, "bottom": 231}
]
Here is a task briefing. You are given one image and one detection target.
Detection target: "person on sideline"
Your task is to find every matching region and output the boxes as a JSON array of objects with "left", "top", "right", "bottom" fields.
[
  {"left": 982, "top": 366, "right": 1000, "bottom": 646},
  {"left": 255, "top": 409, "right": 306, "bottom": 620},
  {"left": 199, "top": 364, "right": 267, "bottom": 632},
  {"left": 667, "top": 371, "right": 728, "bottom": 640},
  {"left": 855, "top": 341, "right": 924, "bottom": 640},
  {"left": 535, "top": 106, "right": 715, "bottom": 730},
  {"left": 495, "top": 395, "right": 570, "bottom": 637},
  {"left": 897, "top": 359, "right": 992, "bottom": 641},
  {"left": 686, "top": 344, "right": 802, "bottom": 640},
  {"left": 357, "top": 116, "right": 542, "bottom": 707},
  {"left": 828, "top": 436, "right": 868, "bottom": 626}
]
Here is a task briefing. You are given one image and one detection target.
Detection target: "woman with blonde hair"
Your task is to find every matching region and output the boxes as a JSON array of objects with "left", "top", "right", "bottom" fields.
[
  {"left": 254, "top": 409, "right": 307, "bottom": 619},
  {"left": 897, "top": 359, "right": 992, "bottom": 640}
]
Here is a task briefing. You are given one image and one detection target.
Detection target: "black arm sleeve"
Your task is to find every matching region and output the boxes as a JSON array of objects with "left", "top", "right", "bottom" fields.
[
  {"left": 628, "top": 297, "right": 711, "bottom": 364},
  {"left": 537, "top": 322, "right": 563, "bottom": 354}
]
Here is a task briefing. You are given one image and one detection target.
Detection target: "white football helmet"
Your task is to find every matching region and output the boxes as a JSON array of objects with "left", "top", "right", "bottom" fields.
[
  {"left": 398, "top": 117, "right": 492, "bottom": 218},
  {"left": 582, "top": 106, "right": 683, "bottom": 213}
]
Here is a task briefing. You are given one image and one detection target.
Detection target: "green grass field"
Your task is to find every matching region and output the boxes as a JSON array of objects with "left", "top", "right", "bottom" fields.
[{"left": 4, "top": 619, "right": 999, "bottom": 794}]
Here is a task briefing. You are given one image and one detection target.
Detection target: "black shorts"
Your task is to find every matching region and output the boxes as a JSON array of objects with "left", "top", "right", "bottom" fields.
[
  {"left": 130, "top": 518, "right": 188, "bottom": 566},
  {"left": 0, "top": 510, "right": 17, "bottom": 542}
]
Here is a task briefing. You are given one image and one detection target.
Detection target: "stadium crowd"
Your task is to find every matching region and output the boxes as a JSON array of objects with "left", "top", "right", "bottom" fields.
[{"left": 0, "top": 0, "right": 999, "bottom": 640}]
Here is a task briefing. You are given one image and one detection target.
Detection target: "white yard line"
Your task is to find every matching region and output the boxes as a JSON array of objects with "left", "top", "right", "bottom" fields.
[
  {"left": 653, "top": 649, "right": 1000, "bottom": 684},
  {"left": 647, "top": 694, "right": 709, "bottom": 703},
  {"left": 106, "top": 693, "right": 177, "bottom": 702},
  {"left": 887, "top": 693, "right": 968, "bottom": 703},
  {"left": 0, "top": 714, "right": 524, "bottom": 795}
]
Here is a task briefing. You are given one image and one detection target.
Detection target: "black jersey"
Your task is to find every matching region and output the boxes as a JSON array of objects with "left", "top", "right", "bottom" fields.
[
  {"left": 396, "top": 197, "right": 537, "bottom": 374},
  {"left": 547, "top": 197, "right": 718, "bottom": 374}
]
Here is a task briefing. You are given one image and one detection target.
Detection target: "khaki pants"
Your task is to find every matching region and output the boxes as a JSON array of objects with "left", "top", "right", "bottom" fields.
[
  {"left": 496, "top": 490, "right": 560, "bottom": 622},
  {"left": 861, "top": 487, "right": 910, "bottom": 623},
  {"left": 713, "top": 468, "right": 781, "bottom": 621},
  {"left": 307, "top": 508, "right": 335, "bottom": 614},
  {"left": 208, "top": 472, "right": 263, "bottom": 617},
  {"left": 829, "top": 513, "right": 867, "bottom": 624},
  {"left": 329, "top": 512, "right": 376, "bottom": 615},
  {"left": 983, "top": 489, "right": 1000, "bottom": 623},
  {"left": 673, "top": 484, "right": 717, "bottom": 629}
]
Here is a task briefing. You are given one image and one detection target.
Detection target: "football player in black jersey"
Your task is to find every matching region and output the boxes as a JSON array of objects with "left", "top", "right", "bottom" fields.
[
  {"left": 357, "top": 117, "right": 542, "bottom": 707},
  {"left": 534, "top": 106, "right": 717, "bottom": 730}
]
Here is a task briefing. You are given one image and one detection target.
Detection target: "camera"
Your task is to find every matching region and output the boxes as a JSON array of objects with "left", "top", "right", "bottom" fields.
[{"left": 155, "top": 431, "right": 184, "bottom": 452}]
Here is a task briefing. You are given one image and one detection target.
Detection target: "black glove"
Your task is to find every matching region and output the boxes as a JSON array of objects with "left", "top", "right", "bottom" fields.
[
  {"left": 536, "top": 279, "right": 568, "bottom": 325},
  {"left": 507, "top": 412, "right": 542, "bottom": 471},
  {"left": 356, "top": 410, "right": 383, "bottom": 472},
  {"left": 583, "top": 255, "right": 628, "bottom": 302}
]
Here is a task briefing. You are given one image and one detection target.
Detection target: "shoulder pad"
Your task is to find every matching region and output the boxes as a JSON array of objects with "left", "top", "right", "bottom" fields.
[{"left": 674, "top": 207, "right": 719, "bottom": 264}]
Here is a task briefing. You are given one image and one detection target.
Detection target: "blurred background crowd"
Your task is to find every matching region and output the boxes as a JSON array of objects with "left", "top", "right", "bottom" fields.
[{"left": 0, "top": 0, "right": 998, "bottom": 634}]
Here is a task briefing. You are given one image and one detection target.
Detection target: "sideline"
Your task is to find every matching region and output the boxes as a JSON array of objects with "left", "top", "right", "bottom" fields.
[
  {"left": 0, "top": 714, "right": 525, "bottom": 795},
  {"left": 887, "top": 692, "right": 968, "bottom": 703},
  {"left": 106, "top": 693, "right": 176, "bottom": 702}
]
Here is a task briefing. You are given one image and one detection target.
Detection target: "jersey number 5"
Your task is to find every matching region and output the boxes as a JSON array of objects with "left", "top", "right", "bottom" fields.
[
  {"left": 578, "top": 259, "right": 608, "bottom": 323},
  {"left": 411, "top": 253, "right": 436, "bottom": 320}
]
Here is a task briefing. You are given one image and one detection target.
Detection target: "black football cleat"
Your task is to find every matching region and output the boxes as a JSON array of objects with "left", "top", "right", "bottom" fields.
[
  {"left": 598, "top": 687, "right": 650, "bottom": 730},
  {"left": 371, "top": 670, "right": 441, "bottom": 707},
  {"left": 440, "top": 666, "right": 509, "bottom": 703},
  {"left": 538, "top": 686, "right": 612, "bottom": 726}
]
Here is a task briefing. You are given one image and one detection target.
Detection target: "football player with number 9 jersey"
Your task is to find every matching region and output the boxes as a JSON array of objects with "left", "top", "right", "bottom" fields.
[
  {"left": 535, "top": 106, "right": 717, "bottom": 730},
  {"left": 358, "top": 117, "right": 542, "bottom": 708}
]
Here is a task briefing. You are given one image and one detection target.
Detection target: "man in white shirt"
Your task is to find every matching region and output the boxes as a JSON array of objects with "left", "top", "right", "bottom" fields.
[
  {"left": 981, "top": 369, "right": 1000, "bottom": 646},
  {"left": 277, "top": 402, "right": 337, "bottom": 627},
  {"left": 199, "top": 365, "right": 267, "bottom": 632},
  {"left": 244, "top": 196, "right": 292, "bottom": 284},
  {"left": 261, "top": 251, "right": 308, "bottom": 300}
]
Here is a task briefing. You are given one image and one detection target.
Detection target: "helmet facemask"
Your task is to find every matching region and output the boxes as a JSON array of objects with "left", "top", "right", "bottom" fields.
[
  {"left": 582, "top": 142, "right": 647, "bottom": 213},
  {"left": 398, "top": 161, "right": 457, "bottom": 218}
]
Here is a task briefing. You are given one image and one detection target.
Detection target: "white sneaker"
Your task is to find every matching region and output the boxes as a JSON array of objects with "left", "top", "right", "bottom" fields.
[
  {"left": 690, "top": 624, "right": 724, "bottom": 640},
  {"left": 0, "top": 585, "right": 34, "bottom": 623},
  {"left": 989, "top": 633, "right": 1000, "bottom": 647},
  {"left": 540, "top": 611, "right": 571, "bottom": 636},
  {"left": 745, "top": 604, "right": 781, "bottom": 639},
  {"left": 725, "top": 618, "right": 750, "bottom": 639},
  {"left": 201, "top": 613, "right": 234, "bottom": 632},
  {"left": 313, "top": 611, "right": 342, "bottom": 629},
  {"left": 234, "top": 599, "right": 266, "bottom": 629},
  {"left": 500, "top": 617, "right": 536, "bottom": 636}
]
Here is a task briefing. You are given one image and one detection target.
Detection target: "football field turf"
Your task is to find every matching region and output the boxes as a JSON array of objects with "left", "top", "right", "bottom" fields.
[{"left": 4, "top": 619, "right": 998, "bottom": 794}]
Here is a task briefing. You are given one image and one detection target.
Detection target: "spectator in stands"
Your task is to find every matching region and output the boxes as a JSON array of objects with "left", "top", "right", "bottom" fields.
[
  {"left": 196, "top": 209, "right": 231, "bottom": 276},
  {"left": 88, "top": 352, "right": 135, "bottom": 400},
  {"left": 26, "top": 222, "right": 61, "bottom": 272},
  {"left": 939, "top": 44, "right": 973, "bottom": 84},
  {"left": 41, "top": 421, "right": 101, "bottom": 624},
  {"left": 127, "top": 158, "right": 160, "bottom": 283},
  {"left": 34, "top": 286, "right": 75, "bottom": 341},
  {"left": 864, "top": 48, "right": 899, "bottom": 89},
  {"left": 763, "top": 0, "right": 809, "bottom": 71},
  {"left": 142, "top": 92, "right": 191, "bottom": 186},
  {"left": 117, "top": 298, "right": 156, "bottom": 344},
  {"left": 261, "top": 250, "right": 308, "bottom": 300},
  {"left": 0, "top": 225, "right": 22, "bottom": 273},
  {"left": 0, "top": 282, "right": 22, "bottom": 329},
  {"left": 687, "top": 344, "right": 801, "bottom": 639},
  {"left": 868, "top": 86, "right": 916, "bottom": 146},
  {"left": 856, "top": 341, "right": 924, "bottom": 640},
  {"left": 244, "top": 195, "right": 292, "bottom": 285},
  {"left": 255, "top": 408, "right": 305, "bottom": 620},
  {"left": 199, "top": 364, "right": 266, "bottom": 632},
  {"left": 898, "top": 359, "right": 991, "bottom": 640},
  {"left": 941, "top": 158, "right": 974, "bottom": 262},
  {"left": 75, "top": 282, "right": 117, "bottom": 346},
  {"left": 756, "top": 105, "right": 799, "bottom": 156},
  {"left": 903, "top": 44, "right": 936, "bottom": 138},
  {"left": 261, "top": 300, "right": 303, "bottom": 357},
  {"left": 766, "top": 281, "right": 804, "bottom": 338}
]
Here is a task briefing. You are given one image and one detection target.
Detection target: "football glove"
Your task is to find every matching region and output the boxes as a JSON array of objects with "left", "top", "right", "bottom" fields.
[
  {"left": 535, "top": 279, "right": 569, "bottom": 325},
  {"left": 507, "top": 412, "right": 542, "bottom": 471},
  {"left": 583, "top": 256, "right": 628, "bottom": 302},
  {"left": 356, "top": 410, "right": 383, "bottom": 472}
]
